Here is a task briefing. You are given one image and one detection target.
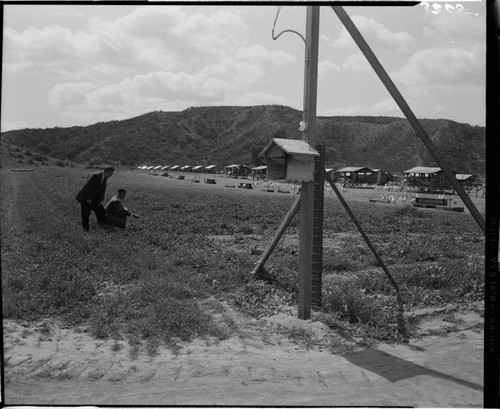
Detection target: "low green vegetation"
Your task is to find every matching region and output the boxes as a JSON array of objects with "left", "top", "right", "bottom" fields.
[{"left": 1, "top": 166, "right": 484, "bottom": 354}]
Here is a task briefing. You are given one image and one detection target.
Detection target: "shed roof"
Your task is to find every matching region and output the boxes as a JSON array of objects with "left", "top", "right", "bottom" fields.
[
  {"left": 160, "top": 166, "right": 169, "bottom": 170},
  {"left": 404, "top": 166, "right": 442, "bottom": 174},
  {"left": 192, "top": 165, "right": 203, "bottom": 170},
  {"left": 260, "top": 138, "right": 319, "bottom": 157},
  {"left": 205, "top": 165, "right": 217, "bottom": 169},
  {"left": 456, "top": 174, "right": 474, "bottom": 180},
  {"left": 252, "top": 165, "right": 267, "bottom": 170},
  {"left": 335, "top": 166, "right": 372, "bottom": 173},
  {"left": 170, "top": 165, "right": 180, "bottom": 170}
]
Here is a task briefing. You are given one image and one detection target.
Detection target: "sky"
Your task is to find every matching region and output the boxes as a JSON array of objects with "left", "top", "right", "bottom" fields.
[{"left": 1, "top": 1, "right": 486, "bottom": 132}]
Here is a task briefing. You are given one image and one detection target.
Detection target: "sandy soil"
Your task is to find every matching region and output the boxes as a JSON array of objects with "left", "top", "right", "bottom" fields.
[{"left": 3, "top": 300, "right": 483, "bottom": 407}]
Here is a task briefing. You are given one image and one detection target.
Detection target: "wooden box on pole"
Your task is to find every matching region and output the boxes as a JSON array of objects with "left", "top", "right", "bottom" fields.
[{"left": 260, "top": 138, "right": 319, "bottom": 183}]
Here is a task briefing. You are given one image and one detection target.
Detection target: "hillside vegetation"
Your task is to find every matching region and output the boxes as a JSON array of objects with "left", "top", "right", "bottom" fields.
[{"left": 1, "top": 105, "right": 485, "bottom": 176}]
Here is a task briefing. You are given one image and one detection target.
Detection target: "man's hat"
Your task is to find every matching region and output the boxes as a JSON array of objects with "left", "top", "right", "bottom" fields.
[{"left": 104, "top": 166, "right": 114, "bottom": 172}]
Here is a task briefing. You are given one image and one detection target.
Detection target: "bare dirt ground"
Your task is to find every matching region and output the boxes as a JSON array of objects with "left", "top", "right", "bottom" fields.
[{"left": 3, "top": 301, "right": 483, "bottom": 407}]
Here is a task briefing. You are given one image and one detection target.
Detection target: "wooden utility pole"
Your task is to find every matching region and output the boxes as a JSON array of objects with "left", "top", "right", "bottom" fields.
[{"left": 298, "top": 6, "right": 320, "bottom": 320}]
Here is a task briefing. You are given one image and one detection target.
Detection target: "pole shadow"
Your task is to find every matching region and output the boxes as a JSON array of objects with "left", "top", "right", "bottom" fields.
[{"left": 342, "top": 348, "right": 483, "bottom": 392}]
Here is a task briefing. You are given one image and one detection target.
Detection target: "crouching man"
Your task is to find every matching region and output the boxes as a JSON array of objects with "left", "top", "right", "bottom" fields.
[{"left": 104, "top": 188, "right": 139, "bottom": 229}]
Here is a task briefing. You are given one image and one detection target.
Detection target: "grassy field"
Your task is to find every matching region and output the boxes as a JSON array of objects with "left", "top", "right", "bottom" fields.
[{"left": 1, "top": 165, "right": 485, "bottom": 355}]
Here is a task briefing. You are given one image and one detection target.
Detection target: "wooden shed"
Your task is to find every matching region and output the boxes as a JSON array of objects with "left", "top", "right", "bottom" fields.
[
  {"left": 204, "top": 165, "right": 218, "bottom": 174},
  {"left": 251, "top": 165, "right": 267, "bottom": 180},
  {"left": 225, "top": 164, "right": 251, "bottom": 178},
  {"left": 259, "top": 138, "right": 319, "bottom": 183},
  {"left": 403, "top": 166, "right": 456, "bottom": 193},
  {"left": 371, "top": 169, "right": 395, "bottom": 185},
  {"left": 334, "top": 166, "right": 374, "bottom": 185},
  {"left": 456, "top": 174, "right": 476, "bottom": 186}
]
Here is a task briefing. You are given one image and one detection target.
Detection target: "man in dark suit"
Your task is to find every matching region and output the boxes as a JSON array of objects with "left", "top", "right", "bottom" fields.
[{"left": 75, "top": 166, "right": 114, "bottom": 231}]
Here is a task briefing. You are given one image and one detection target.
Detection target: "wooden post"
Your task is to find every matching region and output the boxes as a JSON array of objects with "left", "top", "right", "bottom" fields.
[
  {"left": 298, "top": 5, "right": 320, "bottom": 320},
  {"left": 312, "top": 145, "right": 325, "bottom": 309},
  {"left": 251, "top": 194, "right": 301, "bottom": 278}
]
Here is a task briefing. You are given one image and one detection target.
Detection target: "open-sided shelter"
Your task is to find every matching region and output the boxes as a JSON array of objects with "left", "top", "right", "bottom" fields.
[
  {"left": 251, "top": 165, "right": 267, "bottom": 180},
  {"left": 404, "top": 166, "right": 456, "bottom": 192},
  {"left": 456, "top": 174, "right": 476, "bottom": 186},
  {"left": 334, "top": 166, "right": 374, "bottom": 184},
  {"left": 225, "top": 164, "right": 251, "bottom": 178}
]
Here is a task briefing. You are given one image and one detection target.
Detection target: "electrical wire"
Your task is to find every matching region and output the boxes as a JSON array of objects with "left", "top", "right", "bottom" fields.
[{"left": 272, "top": 6, "right": 306, "bottom": 45}]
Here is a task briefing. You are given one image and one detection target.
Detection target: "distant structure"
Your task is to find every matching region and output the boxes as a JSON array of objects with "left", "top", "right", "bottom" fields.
[
  {"left": 251, "top": 165, "right": 267, "bottom": 180},
  {"left": 403, "top": 166, "right": 457, "bottom": 193},
  {"left": 224, "top": 164, "right": 251, "bottom": 178},
  {"left": 333, "top": 166, "right": 394, "bottom": 186},
  {"left": 204, "top": 165, "right": 218, "bottom": 174}
]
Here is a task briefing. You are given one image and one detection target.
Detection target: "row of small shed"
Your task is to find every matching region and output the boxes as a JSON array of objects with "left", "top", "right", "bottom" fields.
[
  {"left": 335, "top": 166, "right": 483, "bottom": 192},
  {"left": 138, "top": 164, "right": 218, "bottom": 173},
  {"left": 138, "top": 164, "right": 266, "bottom": 178},
  {"left": 138, "top": 163, "right": 482, "bottom": 189}
]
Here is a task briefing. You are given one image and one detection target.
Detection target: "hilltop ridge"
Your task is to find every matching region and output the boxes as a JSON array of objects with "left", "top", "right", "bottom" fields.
[{"left": 1, "top": 105, "right": 485, "bottom": 176}]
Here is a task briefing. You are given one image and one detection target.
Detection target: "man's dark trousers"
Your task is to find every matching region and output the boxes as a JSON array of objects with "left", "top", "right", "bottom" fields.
[{"left": 81, "top": 202, "right": 106, "bottom": 231}]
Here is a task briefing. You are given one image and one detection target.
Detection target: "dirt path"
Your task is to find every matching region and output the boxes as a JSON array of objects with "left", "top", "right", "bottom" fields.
[{"left": 3, "top": 305, "right": 483, "bottom": 407}]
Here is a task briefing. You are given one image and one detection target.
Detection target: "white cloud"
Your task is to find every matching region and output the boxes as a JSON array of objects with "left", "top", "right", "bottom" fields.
[
  {"left": 1, "top": 120, "right": 31, "bottom": 132},
  {"left": 320, "top": 98, "right": 400, "bottom": 117},
  {"left": 235, "top": 44, "right": 295, "bottom": 66},
  {"left": 2, "top": 6, "right": 251, "bottom": 78},
  {"left": 232, "top": 92, "right": 292, "bottom": 107},
  {"left": 422, "top": 10, "right": 485, "bottom": 43},
  {"left": 48, "top": 82, "right": 99, "bottom": 107},
  {"left": 8, "top": 6, "right": 298, "bottom": 125},
  {"left": 342, "top": 53, "right": 370, "bottom": 72},
  {"left": 318, "top": 60, "right": 341, "bottom": 77},
  {"left": 328, "top": 15, "right": 414, "bottom": 50},
  {"left": 392, "top": 46, "right": 485, "bottom": 87}
]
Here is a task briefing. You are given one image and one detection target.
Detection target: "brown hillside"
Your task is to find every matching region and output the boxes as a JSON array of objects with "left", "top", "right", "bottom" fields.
[{"left": 0, "top": 105, "right": 485, "bottom": 176}]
